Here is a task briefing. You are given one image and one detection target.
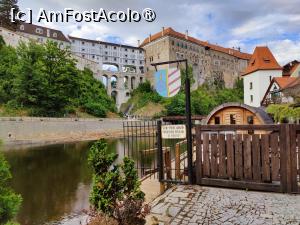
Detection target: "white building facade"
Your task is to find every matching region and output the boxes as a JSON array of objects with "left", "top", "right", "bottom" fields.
[{"left": 243, "top": 46, "right": 283, "bottom": 107}]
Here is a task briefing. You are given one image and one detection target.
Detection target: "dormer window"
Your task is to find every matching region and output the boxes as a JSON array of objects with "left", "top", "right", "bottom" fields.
[
  {"left": 53, "top": 32, "right": 57, "bottom": 38},
  {"left": 251, "top": 59, "right": 255, "bottom": 65},
  {"left": 36, "top": 28, "right": 43, "bottom": 34},
  {"left": 263, "top": 57, "right": 270, "bottom": 63}
]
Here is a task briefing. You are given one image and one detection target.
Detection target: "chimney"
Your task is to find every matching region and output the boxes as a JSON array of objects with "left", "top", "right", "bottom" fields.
[
  {"left": 237, "top": 47, "right": 241, "bottom": 52},
  {"left": 137, "top": 40, "right": 140, "bottom": 46},
  {"left": 185, "top": 30, "right": 188, "bottom": 39},
  {"left": 162, "top": 27, "right": 165, "bottom": 36},
  {"left": 148, "top": 34, "right": 151, "bottom": 42}
]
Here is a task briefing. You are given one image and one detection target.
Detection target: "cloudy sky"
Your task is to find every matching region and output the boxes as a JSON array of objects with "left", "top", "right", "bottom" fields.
[{"left": 19, "top": 0, "right": 300, "bottom": 65}]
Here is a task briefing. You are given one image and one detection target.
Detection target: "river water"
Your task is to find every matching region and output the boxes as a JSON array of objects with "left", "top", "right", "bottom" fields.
[{"left": 1, "top": 139, "right": 139, "bottom": 225}]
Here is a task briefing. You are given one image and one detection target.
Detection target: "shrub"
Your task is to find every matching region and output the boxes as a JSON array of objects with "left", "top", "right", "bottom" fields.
[
  {"left": 88, "top": 140, "right": 146, "bottom": 225},
  {"left": 0, "top": 152, "right": 22, "bottom": 224},
  {"left": 84, "top": 102, "right": 107, "bottom": 118}
]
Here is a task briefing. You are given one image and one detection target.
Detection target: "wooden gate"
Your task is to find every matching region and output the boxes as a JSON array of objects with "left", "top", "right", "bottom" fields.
[{"left": 195, "top": 124, "right": 299, "bottom": 193}]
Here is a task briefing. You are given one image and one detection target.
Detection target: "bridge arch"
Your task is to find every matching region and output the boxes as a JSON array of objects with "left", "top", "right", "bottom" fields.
[
  {"left": 102, "top": 63, "right": 119, "bottom": 72},
  {"left": 111, "top": 75, "right": 118, "bottom": 89}
]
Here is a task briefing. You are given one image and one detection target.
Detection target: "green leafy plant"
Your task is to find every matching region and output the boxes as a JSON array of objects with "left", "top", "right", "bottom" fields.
[
  {"left": 88, "top": 140, "right": 146, "bottom": 225},
  {"left": 266, "top": 104, "right": 300, "bottom": 123},
  {"left": 0, "top": 150, "right": 22, "bottom": 224}
]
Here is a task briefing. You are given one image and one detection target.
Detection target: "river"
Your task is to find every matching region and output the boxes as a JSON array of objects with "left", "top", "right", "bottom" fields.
[{"left": 1, "top": 138, "right": 155, "bottom": 225}]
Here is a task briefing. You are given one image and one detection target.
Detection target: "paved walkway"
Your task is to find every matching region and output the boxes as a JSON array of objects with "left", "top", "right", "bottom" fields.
[{"left": 148, "top": 185, "right": 300, "bottom": 225}]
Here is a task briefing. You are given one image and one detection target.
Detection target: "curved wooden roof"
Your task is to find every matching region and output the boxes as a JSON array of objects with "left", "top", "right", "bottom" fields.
[{"left": 205, "top": 102, "right": 273, "bottom": 125}]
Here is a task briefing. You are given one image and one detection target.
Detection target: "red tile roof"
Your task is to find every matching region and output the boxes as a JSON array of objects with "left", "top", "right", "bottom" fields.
[
  {"left": 140, "top": 27, "right": 251, "bottom": 60},
  {"left": 273, "top": 77, "right": 297, "bottom": 89},
  {"left": 283, "top": 77, "right": 300, "bottom": 90},
  {"left": 242, "top": 46, "right": 282, "bottom": 76},
  {"left": 17, "top": 22, "right": 70, "bottom": 43},
  {"left": 282, "top": 60, "right": 300, "bottom": 76}
]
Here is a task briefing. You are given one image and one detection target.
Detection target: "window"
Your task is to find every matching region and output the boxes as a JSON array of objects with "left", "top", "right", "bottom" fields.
[
  {"left": 214, "top": 117, "right": 220, "bottom": 125},
  {"left": 172, "top": 40, "right": 175, "bottom": 45},
  {"left": 139, "top": 50, "right": 142, "bottom": 53},
  {"left": 82, "top": 54, "right": 85, "bottom": 58},
  {"left": 250, "top": 82, "right": 253, "bottom": 90},
  {"left": 82, "top": 48, "right": 85, "bottom": 51},
  {"left": 125, "top": 59, "right": 128, "bottom": 63},
  {"left": 36, "top": 28, "right": 43, "bottom": 34},
  {"left": 125, "top": 48, "right": 128, "bottom": 51},
  {"left": 250, "top": 95, "right": 253, "bottom": 102},
  {"left": 82, "top": 41, "right": 85, "bottom": 45},
  {"left": 105, "top": 45, "right": 107, "bottom": 48},
  {"left": 105, "top": 51, "right": 108, "bottom": 55},
  {"left": 92, "top": 55, "right": 95, "bottom": 59},
  {"left": 140, "top": 60, "right": 143, "bottom": 64},
  {"left": 105, "top": 57, "right": 108, "bottom": 60},
  {"left": 230, "top": 114, "right": 236, "bottom": 125},
  {"left": 92, "top": 43, "right": 95, "bottom": 47},
  {"left": 114, "top": 57, "right": 117, "bottom": 61},
  {"left": 72, "top": 40, "right": 75, "bottom": 43},
  {"left": 132, "top": 49, "right": 134, "bottom": 53},
  {"left": 114, "top": 46, "right": 116, "bottom": 50},
  {"left": 53, "top": 32, "right": 57, "bottom": 38},
  {"left": 132, "top": 60, "right": 135, "bottom": 64},
  {"left": 125, "top": 54, "right": 128, "bottom": 57},
  {"left": 247, "top": 116, "right": 254, "bottom": 125}
]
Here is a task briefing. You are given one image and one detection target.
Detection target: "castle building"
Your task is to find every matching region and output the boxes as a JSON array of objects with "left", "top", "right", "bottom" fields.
[
  {"left": 243, "top": 46, "right": 282, "bottom": 107},
  {"left": 140, "top": 27, "right": 251, "bottom": 89},
  {"left": 68, "top": 36, "right": 146, "bottom": 108},
  {"left": 16, "top": 22, "right": 71, "bottom": 48}
]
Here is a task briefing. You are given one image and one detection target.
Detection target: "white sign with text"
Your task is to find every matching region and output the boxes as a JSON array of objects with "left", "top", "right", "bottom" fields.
[{"left": 162, "top": 125, "right": 186, "bottom": 139}]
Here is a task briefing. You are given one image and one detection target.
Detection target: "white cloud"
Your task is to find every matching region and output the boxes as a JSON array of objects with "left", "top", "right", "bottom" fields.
[{"left": 266, "top": 39, "right": 300, "bottom": 65}]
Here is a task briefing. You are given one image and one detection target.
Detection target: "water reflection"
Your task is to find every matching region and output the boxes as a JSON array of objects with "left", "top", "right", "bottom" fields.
[{"left": 2, "top": 139, "right": 122, "bottom": 225}]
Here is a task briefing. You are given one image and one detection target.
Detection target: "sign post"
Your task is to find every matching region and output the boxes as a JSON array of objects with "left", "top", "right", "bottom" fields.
[{"left": 151, "top": 59, "right": 194, "bottom": 184}]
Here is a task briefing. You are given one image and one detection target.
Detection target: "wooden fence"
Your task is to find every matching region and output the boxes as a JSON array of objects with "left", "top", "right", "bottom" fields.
[{"left": 195, "top": 124, "right": 299, "bottom": 193}]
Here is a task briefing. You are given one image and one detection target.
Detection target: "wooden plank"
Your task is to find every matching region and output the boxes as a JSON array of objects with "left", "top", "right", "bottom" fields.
[
  {"left": 219, "top": 134, "right": 227, "bottom": 178},
  {"left": 252, "top": 135, "right": 261, "bottom": 181},
  {"left": 200, "top": 178, "right": 281, "bottom": 193},
  {"left": 198, "top": 125, "right": 280, "bottom": 132},
  {"left": 195, "top": 126, "right": 202, "bottom": 184},
  {"left": 243, "top": 134, "right": 252, "bottom": 180},
  {"left": 270, "top": 133, "right": 280, "bottom": 181},
  {"left": 279, "top": 125, "right": 288, "bottom": 193},
  {"left": 226, "top": 134, "right": 234, "bottom": 179},
  {"left": 235, "top": 134, "right": 243, "bottom": 179},
  {"left": 203, "top": 133, "right": 210, "bottom": 177},
  {"left": 298, "top": 134, "right": 300, "bottom": 179},
  {"left": 261, "top": 134, "right": 271, "bottom": 182},
  {"left": 285, "top": 125, "right": 292, "bottom": 193},
  {"left": 164, "top": 150, "right": 172, "bottom": 181},
  {"left": 211, "top": 134, "right": 218, "bottom": 178},
  {"left": 289, "top": 124, "right": 298, "bottom": 193},
  {"left": 175, "top": 143, "right": 181, "bottom": 180}
]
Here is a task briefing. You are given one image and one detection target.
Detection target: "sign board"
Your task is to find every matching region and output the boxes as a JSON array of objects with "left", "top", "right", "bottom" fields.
[
  {"left": 154, "top": 68, "right": 181, "bottom": 97},
  {"left": 162, "top": 125, "right": 186, "bottom": 139}
]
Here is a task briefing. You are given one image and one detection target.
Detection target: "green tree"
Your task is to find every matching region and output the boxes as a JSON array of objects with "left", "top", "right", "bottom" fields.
[
  {"left": 0, "top": 44, "right": 18, "bottom": 103},
  {"left": 0, "top": 35, "right": 5, "bottom": 49},
  {"left": 0, "top": 150, "right": 22, "bottom": 224},
  {"left": 88, "top": 140, "right": 145, "bottom": 224},
  {"left": 0, "top": 0, "right": 22, "bottom": 30}
]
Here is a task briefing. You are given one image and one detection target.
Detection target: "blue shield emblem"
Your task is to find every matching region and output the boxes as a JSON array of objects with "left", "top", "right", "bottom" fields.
[{"left": 155, "top": 68, "right": 181, "bottom": 97}]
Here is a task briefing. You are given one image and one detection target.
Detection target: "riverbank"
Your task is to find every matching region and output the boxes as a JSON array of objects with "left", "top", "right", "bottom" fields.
[{"left": 0, "top": 117, "right": 128, "bottom": 146}]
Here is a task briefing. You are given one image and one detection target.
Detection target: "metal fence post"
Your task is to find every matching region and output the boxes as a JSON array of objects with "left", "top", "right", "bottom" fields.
[{"left": 157, "top": 120, "right": 164, "bottom": 182}]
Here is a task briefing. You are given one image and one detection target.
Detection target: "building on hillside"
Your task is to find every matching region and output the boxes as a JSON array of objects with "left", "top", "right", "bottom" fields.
[
  {"left": 205, "top": 102, "right": 273, "bottom": 125},
  {"left": 243, "top": 46, "right": 283, "bottom": 107},
  {"left": 69, "top": 36, "right": 146, "bottom": 108},
  {"left": 261, "top": 77, "right": 299, "bottom": 106},
  {"left": 0, "top": 26, "right": 29, "bottom": 47},
  {"left": 140, "top": 27, "right": 251, "bottom": 89},
  {"left": 282, "top": 60, "right": 300, "bottom": 77},
  {"left": 16, "top": 22, "right": 70, "bottom": 48}
]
